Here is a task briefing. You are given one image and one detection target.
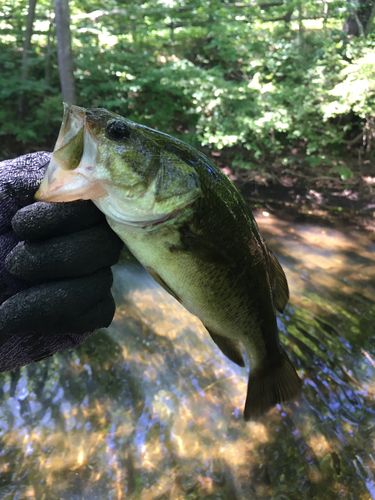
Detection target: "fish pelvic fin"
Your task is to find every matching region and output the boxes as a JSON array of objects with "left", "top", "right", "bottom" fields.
[
  {"left": 269, "top": 249, "right": 289, "bottom": 313},
  {"left": 144, "top": 266, "right": 181, "bottom": 303},
  {"left": 206, "top": 328, "right": 245, "bottom": 367},
  {"left": 244, "top": 349, "right": 302, "bottom": 421}
]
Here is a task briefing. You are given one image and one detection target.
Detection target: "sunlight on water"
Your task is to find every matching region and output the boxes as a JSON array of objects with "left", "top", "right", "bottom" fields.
[{"left": 0, "top": 211, "right": 375, "bottom": 499}]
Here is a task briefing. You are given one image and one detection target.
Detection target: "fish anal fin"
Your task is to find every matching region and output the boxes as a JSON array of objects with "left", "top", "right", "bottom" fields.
[
  {"left": 244, "top": 349, "right": 302, "bottom": 421},
  {"left": 269, "top": 249, "right": 289, "bottom": 313},
  {"left": 206, "top": 328, "right": 245, "bottom": 367},
  {"left": 144, "top": 266, "right": 181, "bottom": 303}
]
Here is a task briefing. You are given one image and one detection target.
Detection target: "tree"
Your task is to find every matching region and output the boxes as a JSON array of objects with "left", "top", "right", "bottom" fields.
[
  {"left": 54, "top": 0, "right": 76, "bottom": 103},
  {"left": 343, "top": 0, "right": 375, "bottom": 37},
  {"left": 17, "top": 0, "right": 38, "bottom": 119},
  {"left": 1, "top": 0, "right": 375, "bottom": 165}
]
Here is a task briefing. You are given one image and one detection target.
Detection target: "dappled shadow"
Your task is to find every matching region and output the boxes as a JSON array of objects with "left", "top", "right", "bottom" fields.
[
  {"left": 1, "top": 215, "right": 375, "bottom": 499},
  {"left": 236, "top": 163, "right": 375, "bottom": 226}
]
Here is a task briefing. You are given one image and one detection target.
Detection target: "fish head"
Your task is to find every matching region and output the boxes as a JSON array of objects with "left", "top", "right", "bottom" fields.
[{"left": 36, "top": 103, "right": 202, "bottom": 226}]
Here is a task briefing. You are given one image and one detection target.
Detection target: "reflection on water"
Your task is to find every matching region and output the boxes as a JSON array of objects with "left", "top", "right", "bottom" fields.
[{"left": 1, "top": 212, "right": 375, "bottom": 499}]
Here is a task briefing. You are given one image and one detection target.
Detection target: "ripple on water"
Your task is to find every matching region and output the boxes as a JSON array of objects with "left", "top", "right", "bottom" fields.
[{"left": 0, "top": 215, "right": 374, "bottom": 499}]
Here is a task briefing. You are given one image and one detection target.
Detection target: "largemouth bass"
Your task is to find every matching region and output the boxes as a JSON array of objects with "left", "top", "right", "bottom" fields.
[{"left": 36, "top": 103, "right": 302, "bottom": 420}]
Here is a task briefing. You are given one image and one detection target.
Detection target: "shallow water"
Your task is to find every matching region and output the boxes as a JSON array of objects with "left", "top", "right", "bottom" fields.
[{"left": 0, "top": 211, "right": 375, "bottom": 500}]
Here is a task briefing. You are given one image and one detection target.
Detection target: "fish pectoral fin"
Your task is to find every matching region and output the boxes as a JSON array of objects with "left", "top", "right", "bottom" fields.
[
  {"left": 268, "top": 249, "right": 289, "bottom": 313},
  {"left": 244, "top": 349, "right": 302, "bottom": 421},
  {"left": 170, "top": 226, "right": 232, "bottom": 266},
  {"left": 206, "top": 328, "right": 245, "bottom": 367},
  {"left": 144, "top": 266, "right": 181, "bottom": 303}
]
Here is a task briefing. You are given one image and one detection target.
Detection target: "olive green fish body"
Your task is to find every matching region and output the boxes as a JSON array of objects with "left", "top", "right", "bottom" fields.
[
  {"left": 36, "top": 104, "right": 302, "bottom": 419},
  {"left": 108, "top": 157, "right": 277, "bottom": 358}
]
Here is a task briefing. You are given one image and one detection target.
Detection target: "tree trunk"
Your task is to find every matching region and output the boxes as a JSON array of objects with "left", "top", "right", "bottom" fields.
[
  {"left": 54, "top": 0, "right": 76, "bottom": 104},
  {"left": 364, "top": 1, "right": 375, "bottom": 35},
  {"left": 44, "top": 10, "right": 54, "bottom": 85},
  {"left": 297, "top": 4, "right": 303, "bottom": 47},
  {"left": 17, "top": 0, "right": 38, "bottom": 120},
  {"left": 343, "top": 0, "right": 375, "bottom": 37}
]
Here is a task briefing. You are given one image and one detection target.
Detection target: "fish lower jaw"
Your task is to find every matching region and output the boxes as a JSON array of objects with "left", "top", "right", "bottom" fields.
[
  {"left": 94, "top": 197, "right": 189, "bottom": 231},
  {"left": 93, "top": 198, "right": 169, "bottom": 229},
  {"left": 106, "top": 212, "right": 172, "bottom": 229}
]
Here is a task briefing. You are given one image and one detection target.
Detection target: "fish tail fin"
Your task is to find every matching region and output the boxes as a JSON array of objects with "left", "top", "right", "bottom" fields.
[{"left": 244, "top": 350, "right": 302, "bottom": 421}]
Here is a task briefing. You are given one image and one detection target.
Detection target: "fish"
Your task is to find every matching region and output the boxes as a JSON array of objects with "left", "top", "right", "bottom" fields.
[{"left": 35, "top": 103, "right": 302, "bottom": 420}]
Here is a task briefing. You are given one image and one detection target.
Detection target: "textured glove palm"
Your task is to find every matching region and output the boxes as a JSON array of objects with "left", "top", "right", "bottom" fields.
[{"left": 0, "top": 152, "right": 124, "bottom": 371}]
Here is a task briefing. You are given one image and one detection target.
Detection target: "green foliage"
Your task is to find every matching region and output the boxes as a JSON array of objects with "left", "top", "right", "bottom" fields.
[
  {"left": 0, "top": 0, "right": 374, "bottom": 167},
  {"left": 331, "top": 163, "right": 353, "bottom": 179},
  {"left": 322, "top": 44, "right": 375, "bottom": 120}
]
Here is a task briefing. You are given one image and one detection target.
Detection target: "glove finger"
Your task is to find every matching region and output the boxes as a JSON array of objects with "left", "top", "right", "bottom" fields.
[
  {"left": 0, "top": 328, "right": 94, "bottom": 370},
  {"left": 0, "top": 268, "right": 113, "bottom": 335},
  {"left": 0, "top": 332, "right": 13, "bottom": 349},
  {"left": 0, "top": 231, "right": 31, "bottom": 306},
  {"left": 5, "top": 222, "right": 124, "bottom": 281},
  {"left": 0, "top": 152, "right": 51, "bottom": 205},
  {"left": 0, "top": 294, "right": 115, "bottom": 368},
  {"left": 44, "top": 293, "right": 115, "bottom": 335},
  {"left": 12, "top": 200, "right": 106, "bottom": 240}
]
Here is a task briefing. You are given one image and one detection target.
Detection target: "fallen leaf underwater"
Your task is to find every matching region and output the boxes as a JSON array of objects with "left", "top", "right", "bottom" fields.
[{"left": 36, "top": 103, "right": 302, "bottom": 419}]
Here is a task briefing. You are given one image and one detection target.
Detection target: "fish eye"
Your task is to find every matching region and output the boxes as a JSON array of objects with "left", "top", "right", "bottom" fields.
[{"left": 105, "top": 120, "right": 131, "bottom": 141}]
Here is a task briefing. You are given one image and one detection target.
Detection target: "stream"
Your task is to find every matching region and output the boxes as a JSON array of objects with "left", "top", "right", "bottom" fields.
[{"left": 0, "top": 210, "right": 374, "bottom": 500}]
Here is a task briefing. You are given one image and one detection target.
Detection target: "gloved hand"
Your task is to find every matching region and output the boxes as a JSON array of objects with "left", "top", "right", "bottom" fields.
[{"left": 0, "top": 152, "right": 124, "bottom": 371}]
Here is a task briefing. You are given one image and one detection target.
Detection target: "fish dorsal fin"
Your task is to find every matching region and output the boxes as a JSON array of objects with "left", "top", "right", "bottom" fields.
[
  {"left": 206, "top": 328, "right": 245, "bottom": 367},
  {"left": 153, "top": 151, "right": 202, "bottom": 214},
  {"left": 268, "top": 249, "right": 289, "bottom": 313}
]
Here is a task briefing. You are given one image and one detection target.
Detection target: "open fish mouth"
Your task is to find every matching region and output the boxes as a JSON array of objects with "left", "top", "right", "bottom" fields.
[{"left": 35, "top": 103, "right": 108, "bottom": 202}]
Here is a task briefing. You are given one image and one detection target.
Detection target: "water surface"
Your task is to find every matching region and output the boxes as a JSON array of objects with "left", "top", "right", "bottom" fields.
[{"left": 0, "top": 211, "right": 374, "bottom": 500}]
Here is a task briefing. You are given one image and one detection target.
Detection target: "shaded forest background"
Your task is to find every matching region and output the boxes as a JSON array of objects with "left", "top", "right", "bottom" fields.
[{"left": 1, "top": 0, "right": 375, "bottom": 183}]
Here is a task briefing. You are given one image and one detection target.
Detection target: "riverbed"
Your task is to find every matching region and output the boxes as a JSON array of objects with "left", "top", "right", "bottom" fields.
[{"left": 0, "top": 210, "right": 374, "bottom": 500}]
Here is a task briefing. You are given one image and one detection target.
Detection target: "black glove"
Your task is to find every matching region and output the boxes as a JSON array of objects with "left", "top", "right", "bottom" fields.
[{"left": 0, "top": 152, "right": 124, "bottom": 371}]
